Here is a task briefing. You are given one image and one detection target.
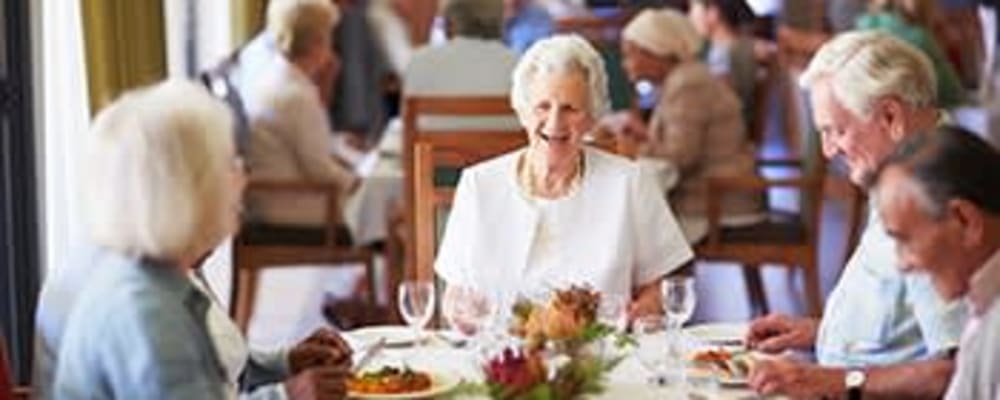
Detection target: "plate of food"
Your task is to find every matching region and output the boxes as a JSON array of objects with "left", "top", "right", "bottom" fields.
[
  {"left": 346, "top": 326, "right": 421, "bottom": 348},
  {"left": 689, "top": 347, "right": 754, "bottom": 387},
  {"left": 347, "top": 366, "right": 460, "bottom": 399}
]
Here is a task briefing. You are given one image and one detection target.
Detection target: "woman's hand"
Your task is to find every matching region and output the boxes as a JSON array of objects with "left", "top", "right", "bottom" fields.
[
  {"left": 289, "top": 328, "right": 354, "bottom": 374},
  {"left": 627, "top": 278, "right": 663, "bottom": 322},
  {"left": 284, "top": 365, "right": 350, "bottom": 400}
]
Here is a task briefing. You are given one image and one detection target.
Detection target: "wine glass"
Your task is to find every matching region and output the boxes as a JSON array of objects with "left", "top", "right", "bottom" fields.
[
  {"left": 442, "top": 286, "right": 495, "bottom": 342},
  {"left": 397, "top": 280, "right": 436, "bottom": 346},
  {"left": 633, "top": 315, "right": 686, "bottom": 386},
  {"left": 597, "top": 294, "right": 628, "bottom": 333},
  {"left": 662, "top": 276, "right": 696, "bottom": 329}
]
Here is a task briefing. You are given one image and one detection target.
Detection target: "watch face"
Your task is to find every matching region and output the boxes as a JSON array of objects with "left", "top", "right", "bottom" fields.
[{"left": 846, "top": 370, "right": 866, "bottom": 387}]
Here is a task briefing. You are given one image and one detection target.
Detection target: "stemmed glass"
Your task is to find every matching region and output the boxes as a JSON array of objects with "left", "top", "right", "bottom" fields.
[
  {"left": 442, "top": 286, "right": 496, "bottom": 347},
  {"left": 662, "top": 276, "right": 696, "bottom": 329},
  {"left": 633, "top": 315, "right": 686, "bottom": 386},
  {"left": 597, "top": 294, "right": 628, "bottom": 333},
  {"left": 397, "top": 280, "right": 436, "bottom": 346}
]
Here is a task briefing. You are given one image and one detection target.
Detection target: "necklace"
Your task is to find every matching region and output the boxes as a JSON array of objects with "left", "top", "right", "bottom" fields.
[{"left": 516, "top": 149, "right": 585, "bottom": 199}]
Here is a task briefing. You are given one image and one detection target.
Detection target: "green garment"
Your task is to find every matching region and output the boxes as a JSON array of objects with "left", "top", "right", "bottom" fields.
[{"left": 855, "top": 12, "right": 966, "bottom": 108}]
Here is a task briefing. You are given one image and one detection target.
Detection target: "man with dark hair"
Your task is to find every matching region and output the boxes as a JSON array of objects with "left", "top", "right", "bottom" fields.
[{"left": 874, "top": 125, "right": 1000, "bottom": 399}]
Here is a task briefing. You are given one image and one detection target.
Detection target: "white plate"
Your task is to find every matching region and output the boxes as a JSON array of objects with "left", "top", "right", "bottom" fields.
[
  {"left": 684, "top": 322, "right": 748, "bottom": 345},
  {"left": 349, "top": 373, "right": 461, "bottom": 399},
  {"left": 346, "top": 325, "right": 421, "bottom": 347}
]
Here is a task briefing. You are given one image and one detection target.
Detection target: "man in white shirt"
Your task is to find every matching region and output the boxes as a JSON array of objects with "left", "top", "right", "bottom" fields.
[
  {"left": 402, "top": 0, "right": 521, "bottom": 132},
  {"left": 872, "top": 126, "right": 1000, "bottom": 400},
  {"left": 241, "top": 0, "right": 360, "bottom": 232},
  {"left": 745, "top": 31, "right": 967, "bottom": 399}
]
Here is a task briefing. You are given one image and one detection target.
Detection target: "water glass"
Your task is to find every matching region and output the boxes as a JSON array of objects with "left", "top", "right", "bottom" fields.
[
  {"left": 662, "top": 276, "right": 696, "bottom": 329},
  {"left": 633, "top": 315, "right": 686, "bottom": 386},
  {"left": 597, "top": 294, "right": 628, "bottom": 332},
  {"left": 397, "top": 280, "right": 436, "bottom": 345}
]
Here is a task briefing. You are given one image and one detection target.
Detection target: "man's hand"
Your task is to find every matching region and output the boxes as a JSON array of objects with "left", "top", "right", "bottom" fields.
[
  {"left": 289, "top": 328, "right": 353, "bottom": 374},
  {"left": 748, "top": 357, "right": 845, "bottom": 399},
  {"left": 284, "top": 366, "right": 350, "bottom": 400},
  {"left": 745, "top": 313, "right": 819, "bottom": 353}
]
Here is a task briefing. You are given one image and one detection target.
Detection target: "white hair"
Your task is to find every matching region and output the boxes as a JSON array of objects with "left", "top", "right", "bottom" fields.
[
  {"left": 82, "top": 79, "right": 235, "bottom": 260},
  {"left": 799, "top": 30, "right": 937, "bottom": 118},
  {"left": 621, "top": 8, "right": 701, "bottom": 60},
  {"left": 510, "top": 34, "right": 610, "bottom": 120},
  {"left": 266, "top": 0, "right": 340, "bottom": 58}
]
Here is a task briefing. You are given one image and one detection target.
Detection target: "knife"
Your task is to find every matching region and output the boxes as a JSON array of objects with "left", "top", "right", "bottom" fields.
[{"left": 352, "top": 337, "right": 387, "bottom": 373}]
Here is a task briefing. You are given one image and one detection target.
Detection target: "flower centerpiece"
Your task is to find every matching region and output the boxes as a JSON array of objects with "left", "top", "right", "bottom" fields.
[{"left": 474, "top": 286, "right": 633, "bottom": 399}]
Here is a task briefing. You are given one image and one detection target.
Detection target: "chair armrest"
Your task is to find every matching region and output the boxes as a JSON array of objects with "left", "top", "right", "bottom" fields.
[{"left": 244, "top": 180, "right": 346, "bottom": 247}]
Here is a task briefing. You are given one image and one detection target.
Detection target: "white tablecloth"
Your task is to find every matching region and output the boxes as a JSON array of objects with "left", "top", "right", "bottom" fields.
[
  {"left": 344, "top": 151, "right": 403, "bottom": 245},
  {"left": 347, "top": 325, "right": 767, "bottom": 400}
]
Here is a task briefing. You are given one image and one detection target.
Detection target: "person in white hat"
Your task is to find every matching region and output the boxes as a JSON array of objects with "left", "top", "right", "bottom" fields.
[{"left": 604, "top": 8, "right": 765, "bottom": 244}]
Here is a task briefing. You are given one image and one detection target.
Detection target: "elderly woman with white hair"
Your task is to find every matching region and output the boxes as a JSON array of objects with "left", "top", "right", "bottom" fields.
[
  {"left": 52, "top": 80, "right": 351, "bottom": 399},
  {"left": 606, "top": 9, "right": 765, "bottom": 243},
  {"left": 435, "top": 35, "right": 693, "bottom": 328}
]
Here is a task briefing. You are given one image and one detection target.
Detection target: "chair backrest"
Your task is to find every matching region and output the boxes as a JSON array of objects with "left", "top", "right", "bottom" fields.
[
  {"left": 402, "top": 96, "right": 523, "bottom": 278},
  {"left": 411, "top": 133, "right": 528, "bottom": 282}
]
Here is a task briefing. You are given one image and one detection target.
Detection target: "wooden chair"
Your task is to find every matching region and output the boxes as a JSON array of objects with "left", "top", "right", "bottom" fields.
[
  {"left": 401, "top": 96, "right": 523, "bottom": 279},
  {"left": 410, "top": 133, "right": 632, "bottom": 282},
  {"left": 231, "top": 181, "right": 378, "bottom": 332},
  {"left": 411, "top": 134, "right": 528, "bottom": 282},
  {"left": 694, "top": 49, "right": 830, "bottom": 317}
]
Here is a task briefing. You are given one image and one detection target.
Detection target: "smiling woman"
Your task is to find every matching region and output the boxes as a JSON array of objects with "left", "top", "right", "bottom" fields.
[{"left": 435, "top": 35, "right": 694, "bottom": 332}]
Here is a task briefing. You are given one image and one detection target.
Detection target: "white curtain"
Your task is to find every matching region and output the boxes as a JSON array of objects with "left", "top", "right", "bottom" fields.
[
  {"left": 40, "top": 0, "right": 91, "bottom": 277},
  {"left": 165, "top": 0, "right": 234, "bottom": 78}
]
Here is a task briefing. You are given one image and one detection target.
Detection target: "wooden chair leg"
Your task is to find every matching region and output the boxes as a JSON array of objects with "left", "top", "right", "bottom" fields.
[
  {"left": 742, "top": 264, "right": 769, "bottom": 316},
  {"left": 802, "top": 260, "right": 823, "bottom": 317}
]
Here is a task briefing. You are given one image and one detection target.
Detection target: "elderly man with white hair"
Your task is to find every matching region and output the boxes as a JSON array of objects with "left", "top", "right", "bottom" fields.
[
  {"left": 604, "top": 9, "right": 764, "bottom": 243},
  {"left": 744, "top": 31, "right": 968, "bottom": 399},
  {"left": 436, "top": 35, "right": 693, "bottom": 331}
]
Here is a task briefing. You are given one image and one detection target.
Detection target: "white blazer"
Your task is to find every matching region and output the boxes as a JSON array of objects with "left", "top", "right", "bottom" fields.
[{"left": 435, "top": 147, "right": 693, "bottom": 302}]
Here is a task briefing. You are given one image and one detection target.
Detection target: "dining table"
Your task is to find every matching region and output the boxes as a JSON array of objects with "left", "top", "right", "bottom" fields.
[{"left": 344, "top": 322, "right": 773, "bottom": 400}]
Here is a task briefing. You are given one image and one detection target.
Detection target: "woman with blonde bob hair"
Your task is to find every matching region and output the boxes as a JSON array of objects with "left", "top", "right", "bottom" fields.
[
  {"left": 436, "top": 35, "right": 693, "bottom": 332},
  {"left": 53, "top": 80, "right": 351, "bottom": 399}
]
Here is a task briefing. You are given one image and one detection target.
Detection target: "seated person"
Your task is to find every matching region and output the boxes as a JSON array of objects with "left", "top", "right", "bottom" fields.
[
  {"left": 610, "top": 9, "right": 765, "bottom": 243},
  {"left": 856, "top": 0, "right": 966, "bottom": 108},
  {"left": 745, "top": 31, "right": 966, "bottom": 399},
  {"left": 687, "top": 0, "right": 759, "bottom": 122},
  {"left": 503, "top": 0, "right": 554, "bottom": 55},
  {"left": 53, "top": 80, "right": 351, "bottom": 399},
  {"left": 873, "top": 126, "right": 1000, "bottom": 400},
  {"left": 241, "top": 0, "right": 360, "bottom": 240},
  {"left": 403, "top": 0, "right": 520, "bottom": 132},
  {"left": 435, "top": 35, "right": 694, "bottom": 326}
]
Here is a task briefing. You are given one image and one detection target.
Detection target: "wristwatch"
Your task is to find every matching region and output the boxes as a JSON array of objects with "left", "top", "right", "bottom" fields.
[{"left": 845, "top": 369, "right": 866, "bottom": 400}]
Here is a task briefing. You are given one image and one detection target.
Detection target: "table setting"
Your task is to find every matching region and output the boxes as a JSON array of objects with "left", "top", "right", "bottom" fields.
[{"left": 341, "top": 277, "right": 776, "bottom": 399}]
